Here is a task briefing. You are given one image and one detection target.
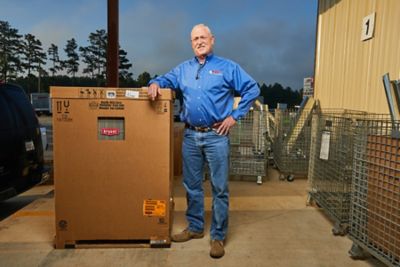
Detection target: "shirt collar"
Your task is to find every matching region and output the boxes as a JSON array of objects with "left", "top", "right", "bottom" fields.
[{"left": 193, "top": 53, "right": 214, "bottom": 64}]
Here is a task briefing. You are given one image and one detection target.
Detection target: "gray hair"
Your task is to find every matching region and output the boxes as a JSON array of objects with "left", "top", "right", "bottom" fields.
[{"left": 191, "top": 24, "right": 213, "bottom": 36}]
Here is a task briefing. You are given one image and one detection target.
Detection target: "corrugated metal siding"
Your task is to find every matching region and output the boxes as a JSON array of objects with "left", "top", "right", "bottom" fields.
[{"left": 315, "top": 0, "right": 400, "bottom": 113}]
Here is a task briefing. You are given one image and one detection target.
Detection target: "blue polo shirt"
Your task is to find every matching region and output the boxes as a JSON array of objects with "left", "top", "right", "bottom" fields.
[{"left": 149, "top": 54, "right": 260, "bottom": 127}]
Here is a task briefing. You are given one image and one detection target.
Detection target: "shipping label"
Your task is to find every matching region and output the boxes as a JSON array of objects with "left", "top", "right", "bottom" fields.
[
  {"left": 125, "top": 90, "right": 140, "bottom": 98},
  {"left": 143, "top": 200, "right": 166, "bottom": 217}
]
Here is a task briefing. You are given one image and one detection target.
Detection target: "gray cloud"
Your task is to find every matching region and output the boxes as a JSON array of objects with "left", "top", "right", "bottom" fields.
[
  {"left": 119, "top": 1, "right": 316, "bottom": 90},
  {"left": 120, "top": 2, "right": 193, "bottom": 77},
  {"left": 0, "top": 0, "right": 316, "bottom": 90},
  {"left": 214, "top": 18, "right": 315, "bottom": 90}
]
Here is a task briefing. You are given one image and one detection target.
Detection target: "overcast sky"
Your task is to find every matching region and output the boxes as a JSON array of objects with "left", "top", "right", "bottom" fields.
[{"left": 0, "top": 0, "right": 318, "bottom": 90}]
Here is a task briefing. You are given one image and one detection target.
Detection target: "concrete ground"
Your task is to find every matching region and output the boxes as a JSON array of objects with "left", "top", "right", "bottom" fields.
[{"left": 0, "top": 168, "right": 385, "bottom": 267}]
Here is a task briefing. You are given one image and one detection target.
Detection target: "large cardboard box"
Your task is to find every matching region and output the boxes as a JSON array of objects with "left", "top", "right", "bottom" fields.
[
  {"left": 366, "top": 135, "right": 400, "bottom": 260},
  {"left": 52, "top": 87, "right": 173, "bottom": 248}
]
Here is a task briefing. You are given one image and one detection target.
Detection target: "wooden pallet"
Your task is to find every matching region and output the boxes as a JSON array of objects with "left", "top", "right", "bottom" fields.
[{"left": 54, "top": 236, "right": 171, "bottom": 249}]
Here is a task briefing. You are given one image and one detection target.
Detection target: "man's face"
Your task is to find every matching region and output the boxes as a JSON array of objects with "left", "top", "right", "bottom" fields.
[{"left": 191, "top": 26, "right": 214, "bottom": 58}]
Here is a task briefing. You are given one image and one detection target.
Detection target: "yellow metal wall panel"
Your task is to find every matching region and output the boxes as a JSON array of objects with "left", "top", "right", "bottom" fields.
[{"left": 315, "top": 0, "right": 400, "bottom": 113}]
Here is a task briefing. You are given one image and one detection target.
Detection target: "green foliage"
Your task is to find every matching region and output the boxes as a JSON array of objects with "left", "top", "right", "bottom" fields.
[
  {"left": 260, "top": 82, "right": 303, "bottom": 109},
  {"left": 79, "top": 29, "right": 107, "bottom": 81},
  {"left": 63, "top": 38, "right": 79, "bottom": 78},
  {"left": 136, "top": 71, "right": 151, "bottom": 87},
  {"left": 21, "top": 33, "right": 47, "bottom": 76},
  {"left": 0, "top": 20, "right": 23, "bottom": 81},
  {"left": 48, "top": 43, "right": 63, "bottom": 76},
  {"left": 119, "top": 48, "right": 133, "bottom": 82}
]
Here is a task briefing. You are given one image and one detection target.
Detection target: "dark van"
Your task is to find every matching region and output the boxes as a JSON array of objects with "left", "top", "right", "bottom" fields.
[{"left": 0, "top": 83, "right": 49, "bottom": 201}]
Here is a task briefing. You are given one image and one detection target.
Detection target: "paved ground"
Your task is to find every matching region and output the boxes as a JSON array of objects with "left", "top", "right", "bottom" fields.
[{"left": 0, "top": 168, "right": 385, "bottom": 267}]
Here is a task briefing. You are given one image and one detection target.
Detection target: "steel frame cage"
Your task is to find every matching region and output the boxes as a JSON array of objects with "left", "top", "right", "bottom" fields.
[
  {"left": 349, "top": 118, "right": 400, "bottom": 267},
  {"left": 273, "top": 108, "right": 313, "bottom": 180},
  {"left": 229, "top": 106, "right": 270, "bottom": 183}
]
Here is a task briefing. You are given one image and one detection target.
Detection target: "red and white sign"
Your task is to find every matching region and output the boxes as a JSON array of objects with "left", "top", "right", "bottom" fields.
[{"left": 101, "top": 128, "right": 120, "bottom": 136}]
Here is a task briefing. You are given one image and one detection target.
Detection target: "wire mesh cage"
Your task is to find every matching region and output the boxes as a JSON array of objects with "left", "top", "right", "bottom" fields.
[
  {"left": 307, "top": 110, "right": 378, "bottom": 235},
  {"left": 272, "top": 108, "right": 313, "bottom": 181},
  {"left": 349, "top": 118, "right": 400, "bottom": 267},
  {"left": 229, "top": 106, "right": 270, "bottom": 184}
]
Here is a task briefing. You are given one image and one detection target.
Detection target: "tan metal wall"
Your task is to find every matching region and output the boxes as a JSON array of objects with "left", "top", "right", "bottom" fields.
[{"left": 315, "top": 0, "right": 400, "bottom": 113}]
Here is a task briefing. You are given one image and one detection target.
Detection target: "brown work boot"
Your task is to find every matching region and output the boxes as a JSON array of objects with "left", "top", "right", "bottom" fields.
[
  {"left": 171, "top": 229, "right": 204, "bottom": 242},
  {"left": 210, "top": 240, "right": 225, "bottom": 258}
]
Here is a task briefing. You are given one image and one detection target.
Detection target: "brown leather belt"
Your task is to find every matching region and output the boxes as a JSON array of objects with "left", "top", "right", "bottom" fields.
[{"left": 185, "top": 123, "right": 214, "bottom": 132}]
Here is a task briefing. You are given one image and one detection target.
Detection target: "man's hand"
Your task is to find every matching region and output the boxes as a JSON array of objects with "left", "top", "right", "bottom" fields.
[
  {"left": 148, "top": 83, "right": 162, "bottom": 101},
  {"left": 213, "top": 116, "right": 236, "bottom": 136}
]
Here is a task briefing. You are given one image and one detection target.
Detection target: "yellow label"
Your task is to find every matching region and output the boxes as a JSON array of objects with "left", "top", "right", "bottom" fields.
[{"left": 143, "top": 200, "right": 166, "bottom": 217}]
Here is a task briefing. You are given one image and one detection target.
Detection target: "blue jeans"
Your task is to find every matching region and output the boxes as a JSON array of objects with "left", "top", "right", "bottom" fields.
[{"left": 182, "top": 128, "right": 230, "bottom": 241}]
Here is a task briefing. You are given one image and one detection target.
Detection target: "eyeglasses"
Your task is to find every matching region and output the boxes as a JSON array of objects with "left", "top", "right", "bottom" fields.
[{"left": 191, "top": 35, "right": 210, "bottom": 42}]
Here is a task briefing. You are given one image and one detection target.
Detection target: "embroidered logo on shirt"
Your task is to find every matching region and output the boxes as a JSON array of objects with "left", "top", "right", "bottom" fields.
[{"left": 209, "top": 70, "right": 222, "bottom": 76}]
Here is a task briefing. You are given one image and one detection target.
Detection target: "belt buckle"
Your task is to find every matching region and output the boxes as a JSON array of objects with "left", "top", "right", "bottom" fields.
[
  {"left": 194, "top": 126, "right": 208, "bottom": 132},
  {"left": 195, "top": 126, "right": 205, "bottom": 132}
]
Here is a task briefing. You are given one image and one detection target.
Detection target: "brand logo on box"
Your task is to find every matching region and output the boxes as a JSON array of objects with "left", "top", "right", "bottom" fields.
[
  {"left": 106, "top": 90, "right": 116, "bottom": 98},
  {"left": 101, "top": 128, "right": 120, "bottom": 136},
  {"left": 89, "top": 101, "right": 99, "bottom": 109}
]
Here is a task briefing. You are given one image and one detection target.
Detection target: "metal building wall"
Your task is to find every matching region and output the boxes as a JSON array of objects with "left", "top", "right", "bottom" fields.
[{"left": 315, "top": 0, "right": 400, "bottom": 113}]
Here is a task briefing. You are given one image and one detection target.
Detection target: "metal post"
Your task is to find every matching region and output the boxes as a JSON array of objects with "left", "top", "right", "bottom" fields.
[{"left": 107, "top": 0, "right": 119, "bottom": 87}]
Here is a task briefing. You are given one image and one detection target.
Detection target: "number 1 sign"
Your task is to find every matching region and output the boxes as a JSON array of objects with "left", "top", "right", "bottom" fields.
[{"left": 361, "top": 12, "right": 375, "bottom": 41}]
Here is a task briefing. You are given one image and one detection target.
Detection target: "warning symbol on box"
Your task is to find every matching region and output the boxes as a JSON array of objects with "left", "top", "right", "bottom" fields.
[{"left": 143, "top": 200, "right": 166, "bottom": 217}]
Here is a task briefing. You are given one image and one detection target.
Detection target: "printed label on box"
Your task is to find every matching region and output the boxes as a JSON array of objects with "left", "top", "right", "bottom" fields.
[
  {"left": 99, "top": 101, "right": 125, "bottom": 110},
  {"left": 143, "top": 200, "right": 166, "bottom": 217},
  {"left": 125, "top": 90, "right": 140, "bottom": 98}
]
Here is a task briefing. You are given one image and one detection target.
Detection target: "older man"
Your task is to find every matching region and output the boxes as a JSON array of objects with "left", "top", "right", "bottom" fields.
[{"left": 148, "top": 24, "right": 259, "bottom": 258}]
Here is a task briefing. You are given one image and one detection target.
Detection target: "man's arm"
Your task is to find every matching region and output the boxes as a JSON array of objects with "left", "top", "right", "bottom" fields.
[
  {"left": 230, "top": 64, "right": 260, "bottom": 120},
  {"left": 214, "top": 63, "right": 259, "bottom": 135},
  {"left": 147, "top": 66, "right": 181, "bottom": 101}
]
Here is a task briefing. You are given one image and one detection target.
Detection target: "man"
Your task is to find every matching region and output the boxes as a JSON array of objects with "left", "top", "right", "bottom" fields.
[{"left": 148, "top": 24, "right": 259, "bottom": 258}]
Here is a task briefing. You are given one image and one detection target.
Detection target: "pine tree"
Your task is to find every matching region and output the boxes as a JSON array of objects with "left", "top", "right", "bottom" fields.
[
  {"left": 48, "top": 43, "right": 63, "bottom": 76},
  {"left": 118, "top": 48, "right": 132, "bottom": 82},
  {"left": 0, "top": 21, "right": 23, "bottom": 81},
  {"left": 63, "top": 38, "right": 79, "bottom": 78},
  {"left": 137, "top": 72, "right": 151, "bottom": 87},
  {"left": 21, "top": 33, "right": 47, "bottom": 76},
  {"left": 80, "top": 29, "right": 107, "bottom": 81}
]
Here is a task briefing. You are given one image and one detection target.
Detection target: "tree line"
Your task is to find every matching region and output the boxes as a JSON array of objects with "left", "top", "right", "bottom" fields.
[
  {"left": 0, "top": 20, "right": 144, "bottom": 92},
  {"left": 259, "top": 83, "right": 303, "bottom": 109},
  {"left": 0, "top": 20, "right": 303, "bottom": 108}
]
